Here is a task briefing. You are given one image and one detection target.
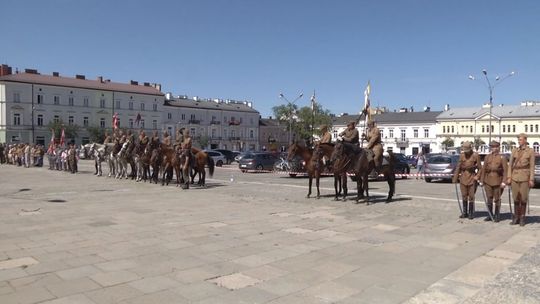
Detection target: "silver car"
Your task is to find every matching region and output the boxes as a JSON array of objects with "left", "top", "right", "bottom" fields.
[
  {"left": 424, "top": 154, "right": 460, "bottom": 183},
  {"left": 205, "top": 150, "right": 226, "bottom": 167}
]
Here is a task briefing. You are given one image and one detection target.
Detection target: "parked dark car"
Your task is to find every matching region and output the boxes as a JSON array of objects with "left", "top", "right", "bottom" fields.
[
  {"left": 214, "top": 149, "right": 234, "bottom": 164},
  {"left": 239, "top": 152, "right": 278, "bottom": 172},
  {"left": 393, "top": 153, "right": 411, "bottom": 178},
  {"left": 424, "top": 154, "right": 460, "bottom": 183},
  {"left": 406, "top": 155, "right": 417, "bottom": 168}
]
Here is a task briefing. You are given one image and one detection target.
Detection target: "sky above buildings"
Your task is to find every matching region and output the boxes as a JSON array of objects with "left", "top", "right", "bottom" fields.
[{"left": 3, "top": 0, "right": 540, "bottom": 117}]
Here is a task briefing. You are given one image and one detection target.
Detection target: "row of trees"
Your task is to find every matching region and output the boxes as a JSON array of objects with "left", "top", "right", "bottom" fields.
[{"left": 272, "top": 102, "right": 334, "bottom": 144}]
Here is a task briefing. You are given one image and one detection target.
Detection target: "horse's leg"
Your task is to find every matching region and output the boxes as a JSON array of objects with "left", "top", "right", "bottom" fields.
[
  {"left": 333, "top": 173, "right": 340, "bottom": 201},
  {"left": 161, "top": 164, "right": 168, "bottom": 186},
  {"left": 94, "top": 159, "right": 98, "bottom": 175},
  {"left": 363, "top": 172, "right": 370, "bottom": 205},
  {"left": 386, "top": 167, "right": 396, "bottom": 203},
  {"left": 200, "top": 166, "right": 206, "bottom": 188},
  {"left": 342, "top": 174, "right": 348, "bottom": 201},
  {"left": 315, "top": 171, "right": 321, "bottom": 199},
  {"left": 307, "top": 173, "right": 312, "bottom": 198}
]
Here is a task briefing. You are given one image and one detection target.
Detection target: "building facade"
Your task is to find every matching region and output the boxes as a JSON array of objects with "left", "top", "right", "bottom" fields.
[
  {"left": 0, "top": 65, "right": 164, "bottom": 145},
  {"left": 259, "top": 117, "right": 298, "bottom": 152},
  {"left": 162, "top": 94, "right": 260, "bottom": 151},
  {"left": 436, "top": 102, "right": 540, "bottom": 153}
]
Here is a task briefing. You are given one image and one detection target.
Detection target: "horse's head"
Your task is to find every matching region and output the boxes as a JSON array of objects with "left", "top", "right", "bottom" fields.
[
  {"left": 287, "top": 143, "right": 300, "bottom": 161},
  {"left": 330, "top": 141, "right": 344, "bottom": 164}
]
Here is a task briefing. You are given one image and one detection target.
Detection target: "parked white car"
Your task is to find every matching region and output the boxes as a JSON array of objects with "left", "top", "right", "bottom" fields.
[{"left": 205, "top": 150, "right": 227, "bottom": 167}]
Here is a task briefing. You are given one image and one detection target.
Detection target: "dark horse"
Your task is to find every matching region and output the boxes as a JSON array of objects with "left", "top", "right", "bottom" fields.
[
  {"left": 330, "top": 141, "right": 395, "bottom": 204},
  {"left": 287, "top": 142, "right": 341, "bottom": 199}
]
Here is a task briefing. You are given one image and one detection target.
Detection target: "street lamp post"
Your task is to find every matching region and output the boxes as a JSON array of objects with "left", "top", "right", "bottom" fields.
[
  {"left": 279, "top": 92, "right": 303, "bottom": 145},
  {"left": 468, "top": 70, "right": 515, "bottom": 145}
]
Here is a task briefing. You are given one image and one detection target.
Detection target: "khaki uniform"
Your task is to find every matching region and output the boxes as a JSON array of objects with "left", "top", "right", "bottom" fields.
[
  {"left": 103, "top": 135, "right": 112, "bottom": 144},
  {"left": 366, "top": 126, "right": 383, "bottom": 168},
  {"left": 453, "top": 152, "right": 481, "bottom": 218},
  {"left": 508, "top": 146, "right": 535, "bottom": 225},
  {"left": 163, "top": 135, "right": 171, "bottom": 147},
  {"left": 341, "top": 128, "right": 359, "bottom": 144},
  {"left": 320, "top": 132, "right": 332, "bottom": 144},
  {"left": 478, "top": 152, "right": 508, "bottom": 221}
]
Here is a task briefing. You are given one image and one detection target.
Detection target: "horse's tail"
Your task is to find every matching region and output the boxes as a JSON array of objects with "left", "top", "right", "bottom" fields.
[{"left": 206, "top": 154, "right": 215, "bottom": 177}]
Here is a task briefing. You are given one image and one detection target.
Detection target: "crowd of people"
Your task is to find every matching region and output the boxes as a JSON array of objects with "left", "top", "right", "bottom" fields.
[{"left": 0, "top": 143, "right": 46, "bottom": 167}]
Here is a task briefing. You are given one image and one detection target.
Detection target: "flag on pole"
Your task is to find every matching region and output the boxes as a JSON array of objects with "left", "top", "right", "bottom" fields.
[
  {"left": 135, "top": 113, "right": 141, "bottom": 126},
  {"left": 47, "top": 128, "right": 55, "bottom": 154},
  {"left": 60, "top": 128, "right": 65, "bottom": 147},
  {"left": 112, "top": 113, "right": 119, "bottom": 129},
  {"left": 363, "top": 81, "right": 371, "bottom": 121}
]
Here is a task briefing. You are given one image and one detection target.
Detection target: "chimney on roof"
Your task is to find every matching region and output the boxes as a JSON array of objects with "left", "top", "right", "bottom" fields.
[
  {"left": 130, "top": 80, "right": 138, "bottom": 85},
  {"left": 52, "top": 72, "right": 59, "bottom": 77},
  {"left": 0, "top": 64, "right": 12, "bottom": 76},
  {"left": 25, "top": 68, "right": 39, "bottom": 74},
  {"left": 143, "top": 82, "right": 150, "bottom": 87},
  {"left": 75, "top": 74, "right": 85, "bottom": 80},
  {"left": 97, "top": 76, "right": 103, "bottom": 83}
]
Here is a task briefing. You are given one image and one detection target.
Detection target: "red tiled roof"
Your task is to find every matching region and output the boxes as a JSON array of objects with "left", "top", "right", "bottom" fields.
[{"left": 0, "top": 73, "right": 164, "bottom": 96}]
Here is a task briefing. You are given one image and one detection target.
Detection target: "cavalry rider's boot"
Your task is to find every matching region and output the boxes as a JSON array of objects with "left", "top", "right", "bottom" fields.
[
  {"left": 494, "top": 204, "right": 500, "bottom": 223},
  {"left": 468, "top": 201, "right": 475, "bottom": 220},
  {"left": 459, "top": 200, "right": 468, "bottom": 218},
  {"left": 510, "top": 202, "right": 519, "bottom": 225},
  {"left": 484, "top": 201, "right": 493, "bottom": 221},
  {"left": 519, "top": 203, "right": 526, "bottom": 227}
]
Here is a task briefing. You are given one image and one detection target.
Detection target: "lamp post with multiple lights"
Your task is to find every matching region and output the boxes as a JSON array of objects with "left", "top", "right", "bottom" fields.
[{"left": 279, "top": 92, "right": 303, "bottom": 145}]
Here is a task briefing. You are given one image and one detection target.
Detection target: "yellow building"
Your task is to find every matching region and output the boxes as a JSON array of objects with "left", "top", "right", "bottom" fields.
[{"left": 436, "top": 101, "right": 540, "bottom": 154}]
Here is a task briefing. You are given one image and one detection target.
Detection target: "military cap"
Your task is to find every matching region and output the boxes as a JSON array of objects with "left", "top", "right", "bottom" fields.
[
  {"left": 461, "top": 141, "right": 472, "bottom": 152},
  {"left": 489, "top": 140, "right": 500, "bottom": 147},
  {"left": 348, "top": 120, "right": 357, "bottom": 126},
  {"left": 320, "top": 124, "right": 328, "bottom": 131},
  {"left": 517, "top": 133, "right": 527, "bottom": 139}
]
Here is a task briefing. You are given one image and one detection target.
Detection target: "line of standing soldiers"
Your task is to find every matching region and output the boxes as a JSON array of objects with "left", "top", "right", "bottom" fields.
[{"left": 452, "top": 133, "right": 535, "bottom": 226}]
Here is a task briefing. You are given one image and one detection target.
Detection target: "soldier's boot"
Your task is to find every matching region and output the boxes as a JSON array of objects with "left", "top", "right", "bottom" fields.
[
  {"left": 494, "top": 203, "right": 501, "bottom": 223},
  {"left": 519, "top": 203, "right": 526, "bottom": 227},
  {"left": 510, "top": 202, "right": 519, "bottom": 225},
  {"left": 468, "top": 201, "right": 475, "bottom": 220},
  {"left": 484, "top": 201, "right": 493, "bottom": 221},
  {"left": 459, "top": 200, "right": 468, "bottom": 218}
]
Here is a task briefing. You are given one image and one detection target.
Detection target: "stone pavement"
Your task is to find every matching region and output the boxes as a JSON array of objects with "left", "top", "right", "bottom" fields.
[{"left": 0, "top": 161, "right": 538, "bottom": 303}]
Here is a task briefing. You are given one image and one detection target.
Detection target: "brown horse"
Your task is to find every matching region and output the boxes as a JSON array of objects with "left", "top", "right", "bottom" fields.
[
  {"left": 160, "top": 144, "right": 181, "bottom": 186},
  {"left": 330, "top": 141, "right": 395, "bottom": 204},
  {"left": 189, "top": 147, "right": 215, "bottom": 187},
  {"left": 287, "top": 143, "right": 340, "bottom": 199}
]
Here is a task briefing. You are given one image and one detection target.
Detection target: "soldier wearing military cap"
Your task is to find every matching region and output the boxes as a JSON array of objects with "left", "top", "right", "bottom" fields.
[
  {"left": 477, "top": 140, "right": 508, "bottom": 222},
  {"left": 507, "top": 133, "right": 535, "bottom": 226},
  {"left": 319, "top": 125, "right": 332, "bottom": 144},
  {"left": 453, "top": 141, "right": 481, "bottom": 219},
  {"left": 364, "top": 120, "right": 383, "bottom": 170},
  {"left": 340, "top": 121, "right": 359, "bottom": 144}
]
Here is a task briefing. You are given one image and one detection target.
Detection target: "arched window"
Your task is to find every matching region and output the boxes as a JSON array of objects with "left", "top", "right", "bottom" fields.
[{"left": 534, "top": 142, "right": 540, "bottom": 153}]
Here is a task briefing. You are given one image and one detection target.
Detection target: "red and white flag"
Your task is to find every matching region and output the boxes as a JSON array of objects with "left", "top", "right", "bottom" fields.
[
  {"left": 47, "top": 128, "right": 55, "bottom": 154},
  {"left": 60, "top": 128, "right": 65, "bottom": 147},
  {"left": 112, "top": 113, "right": 119, "bottom": 129}
]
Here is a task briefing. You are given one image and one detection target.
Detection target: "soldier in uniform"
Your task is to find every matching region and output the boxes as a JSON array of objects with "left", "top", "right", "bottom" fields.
[
  {"left": 452, "top": 141, "right": 481, "bottom": 219},
  {"left": 103, "top": 131, "right": 112, "bottom": 144},
  {"left": 365, "top": 120, "right": 383, "bottom": 170},
  {"left": 150, "top": 130, "right": 160, "bottom": 148},
  {"left": 139, "top": 130, "right": 149, "bottom": 147},
  {"left": 179, "top": 129, "right": 193, "bottom": 189},
  {"left": 507, "top": 133, "right": 535, "bottom": 226},
  {"left": 319, "top": 125, "right": 332, "bottom": 144},
  {"left": 477, "top": 140, "right": 508, "bottom": 222},
  {"left": 163, "top": 131, "right": 171, "bottom": 147}
]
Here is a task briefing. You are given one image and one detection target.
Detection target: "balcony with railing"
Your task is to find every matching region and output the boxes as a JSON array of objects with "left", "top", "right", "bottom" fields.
[
  {"left": 395, "top": 138, "right": 409, "bottom": 148},
  {"left": 188, "top": 119, "right": 201, "bottom": 124},
  {"left": 228, "top": 121, "right": 241, "bottom": 126},
  {"left": 210, "top": 120, "right": 221, "bottom": 125}
]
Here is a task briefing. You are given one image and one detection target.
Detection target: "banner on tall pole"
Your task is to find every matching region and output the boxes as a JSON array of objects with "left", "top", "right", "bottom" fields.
[
  {"left": 47, "top": 128, "right": 55, "bottom": 154},
  {"left": 60, "top": 128, "right": 65, "bottom": 147}
]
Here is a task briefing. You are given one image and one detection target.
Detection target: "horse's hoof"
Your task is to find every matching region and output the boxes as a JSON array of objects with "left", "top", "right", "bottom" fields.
[
  {"left": 316, "top": 196, "right": 320, "bottom": 199},
  {"left": 306, "top": 195, "right": 310, "bottom": 199}
]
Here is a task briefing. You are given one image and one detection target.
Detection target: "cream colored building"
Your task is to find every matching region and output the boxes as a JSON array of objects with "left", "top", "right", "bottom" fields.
[{"left": 436, "top": 102, "right": 540, "bottom": 153}]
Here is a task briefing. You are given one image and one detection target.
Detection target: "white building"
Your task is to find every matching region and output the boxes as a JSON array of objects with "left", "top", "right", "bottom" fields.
[
  {"left": 162, "top": 94, "right": 260, "bottom": 151},
  {"left": 332, "top": 110, "right": 441, "bottom": 155},
  {"left": 0, "top": 65, "right": 164, "bottom": 145}
]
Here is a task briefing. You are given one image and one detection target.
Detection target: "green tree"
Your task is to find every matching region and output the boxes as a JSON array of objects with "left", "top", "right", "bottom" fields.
[
  {"left": 46, "top": 120, "right": 80, "bottom": 144},
  {"left": 473, "top": 137, "right": 486, "bottom": 150},
  {"left": 87, "top": 126, "right": 108, "bottom": 143},
  {"left": 442, "top": 137, "right": 454, "bottom": 149},
  {"left": 272, "top": 102, "right": 333, "bottom": 145},
  {"left": 197, "top": 135, "right": 210, "bottom": 149}
]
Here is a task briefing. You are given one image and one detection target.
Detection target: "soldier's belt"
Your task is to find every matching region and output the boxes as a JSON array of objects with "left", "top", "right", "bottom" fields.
[{"left": 513, "top": 166, "right": 530, "bottom": 170}]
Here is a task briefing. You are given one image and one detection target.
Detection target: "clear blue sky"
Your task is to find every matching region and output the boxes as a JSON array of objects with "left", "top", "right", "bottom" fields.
[{"left": 3, "top": 0, "right": 540, "bottom": 117}]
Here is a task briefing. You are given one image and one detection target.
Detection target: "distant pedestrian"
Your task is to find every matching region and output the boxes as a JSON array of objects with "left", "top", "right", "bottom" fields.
[{"left": 416, "top": 151, "right": 425, "bottom": 179}]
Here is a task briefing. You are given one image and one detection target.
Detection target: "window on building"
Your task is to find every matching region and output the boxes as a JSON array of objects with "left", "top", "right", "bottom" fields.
[
  {"left": 37, "top": 94, "right": 43, "bottom": 104},
  {"left": 129, "top": 119, "right": 133, "bottom": 128},
  {"left": 116, "top": 100, "right": 121, "bottom": 109},
  {"left": 53, "top": 115, "right": 60, "bottom": 124},
  {"left": 37, "top": 114, "right": 43, "bottom": 126},
  {"left": 413, "top": 129, "right": 418, "bottom": 138},
  {"left": 470, "top": 126, "right": 473, "bottom": 133},
  {"left": 190, "top": 114, "right": 196, "bottom": 121},
  {"left": 224, "top": 129, "right": 228, "bottom": 138},
  {"left": 191, "top": 128, "right": 196, "bottom": 136},
  {"left": 100, "top": 99, "right": 106, "bottom": 108},
  {"left": 129, "top": 101, "right": 133, "bottom": 110},
  {"left": 250, "top": 130, "right": 254, "bottom": 138},
  {"left": 211, "top": 115, "right": 216, "bottom": 122},
  {"left": 231, "top": 130, "right": 236, "bottom": 138},
  {"left": 224, "top": 116, "right": 227, "bottom": 123},
  {"left": 503, "top": 125, "right": 506, "bottom": 133},
  {"left": 140, "top": 119, "right": 145, "bottom": 128},
  {"left": 424, "top": 128, "right": 429, "bottom": 138},
  {"left": 100, "top": 118, "right": 106, "bottom": 128},
  {"left": 250, "top": 118, "right": 254, "bottom": 125},
  {"left": 140, "top": 103, "right": 145, "bottom": 111},
  {"left": 13, "top": 92, "right": 21, "bottom": 102},
  {"left": 13, "top": 113, "right": 21, "bottom": 125},
  {"left": 181, "top": 113, "right": 185, "bottom": 120},
  {"left": 443, "top": 126, "right": 446, "bottom": 133},
  {"left": 83, "top": 97, "right": 89, "bottom": 107},
  {"left": 482, "top": 125, "right": 485, "bottom": 133},
  {"left": 83, "top": 117, "right": 88, "bottom": 127},
  {"left": 68, "top": 96, "right": 74, "bottom": 106},
  {"left": 211, "top": 129, "right": 216, "bottom": 138},
  {"left": 512, "top": 125, "right": 516, "bottom": 133},
  {"left": 152, "top": 120, "right": 157, "bottom": 129},
  {"left": 153, "top": 104, "right": 157, "bottom": 111},
  {"left": 36, "top": 136, "right": 45, "bottom": 145},
  {"left": 389, "top": 129, "right": 394, "bottom": 138},
  {"left": 536, "top": 125, "right": 539, "bottom": 133},
  {"left": 167, "top": 113, "right": 172, "bottom": 120},
  {"left": 451, "top": 126, "right": 454, "bottom": 133},
  {"left": 54, "top": 96, "right": 60, "bottom": 105},
  {"left": 68, "top": 116, "right": 74, "bottom": 126},
  {"left": 400, "top": 129, "right": 406, "bottom": 141},
  {"left": 534, "top": 142, "right": 540, "bottom": 153}
]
